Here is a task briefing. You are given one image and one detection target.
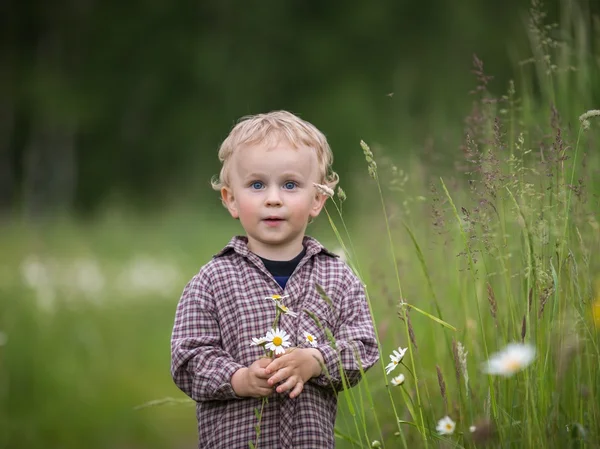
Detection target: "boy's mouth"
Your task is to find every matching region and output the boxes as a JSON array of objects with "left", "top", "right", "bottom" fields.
[{"left": 263, "top": 217, "right": 284, "bottom": 226}]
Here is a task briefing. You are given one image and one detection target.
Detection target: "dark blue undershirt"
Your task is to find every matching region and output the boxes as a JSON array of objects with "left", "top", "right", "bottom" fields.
[{"left": 259, "top": 247, "right": 307, "bottom": 289}]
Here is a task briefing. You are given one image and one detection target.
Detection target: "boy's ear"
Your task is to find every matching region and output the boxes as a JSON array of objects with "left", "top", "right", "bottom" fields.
[
  {"left": 309, "top": 192, "right": 328, "bottom": 219},
  {"left": 221, "top": 187, "right": 239, "bottom": 219}
]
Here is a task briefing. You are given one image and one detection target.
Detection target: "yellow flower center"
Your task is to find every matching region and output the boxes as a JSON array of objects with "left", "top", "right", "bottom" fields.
[
  {"left": 505, "top": 359, "right": 522, "bottom": 372},
  {"left": 281, "top": 305, "right": 288, "bottom": 312},
  {"left": 272, "top": 294, "right": 281, "bottom": 300},
  {"left": 272, "top": 336, "right": 283, "bottom": 346},
  {"left": 445, "top": 423, "right": 453, "bottom": 430},
  {"left": 307, "top": 335, "right": 314, "bottom": 342}
]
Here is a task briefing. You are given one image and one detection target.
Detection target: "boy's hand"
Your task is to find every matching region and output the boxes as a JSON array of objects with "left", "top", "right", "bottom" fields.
[
  {"left": 231, "top": 357, "right": 273, "bottom": 398},
  {"left": 264, "top": 348, "right": 324, "bottom": 398}
]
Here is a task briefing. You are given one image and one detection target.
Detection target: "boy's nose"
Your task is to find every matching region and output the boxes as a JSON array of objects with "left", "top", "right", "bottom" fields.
[{"left": 265, "top": 187, "right": 283, "bottom": 206}]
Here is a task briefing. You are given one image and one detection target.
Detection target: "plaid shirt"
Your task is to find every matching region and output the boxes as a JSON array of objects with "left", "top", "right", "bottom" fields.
[{"left": 171, "top": 236, "right": 379, "bottom": 449}]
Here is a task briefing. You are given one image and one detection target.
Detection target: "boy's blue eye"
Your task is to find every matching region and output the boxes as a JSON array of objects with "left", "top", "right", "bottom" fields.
[
  {"left": 251, "top": 181, "right": 264, "bottom": 190},
  {"left": 283, "top": 181, "right": 297, "bottom": 190}
]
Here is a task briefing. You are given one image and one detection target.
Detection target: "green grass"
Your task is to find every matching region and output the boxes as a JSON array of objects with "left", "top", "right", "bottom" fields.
[
  {"left": 312, "top": 3, "right": 600, "bottom": 446},
  {"left": 324, "top": 6, "right": 600, "bottom": 445},
  {"left": 330, "top": 135, "right": 600, "bottom": 447}
]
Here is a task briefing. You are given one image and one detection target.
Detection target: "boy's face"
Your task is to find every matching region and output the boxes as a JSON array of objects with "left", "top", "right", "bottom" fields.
[{"left": 221, "top": 141, "right": 327, "bottom": 260}]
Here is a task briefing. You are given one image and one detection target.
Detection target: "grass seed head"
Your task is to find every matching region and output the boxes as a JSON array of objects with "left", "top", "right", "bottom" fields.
[
  {"left": 359, "top": 140, "right": 378, "bottom": 179},
  {"left": 452, "top": 339, "right": 461, "bottom": 384},
  {"left": 486, "top": 282, "right": 498, "bottom": 326},
  {"left": 436, "top": 365, "right": 447, "bottom": 405},
  {"left": 457, "top": 341, "right": 469, "bottom": 393},
  {"left": 578, "top": 109, "right": 600, "bottom": 131}
]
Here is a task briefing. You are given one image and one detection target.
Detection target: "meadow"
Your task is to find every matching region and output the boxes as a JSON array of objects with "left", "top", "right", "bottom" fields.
[{"left": 2, "top": 3, "right": 600, "bottom": 449}]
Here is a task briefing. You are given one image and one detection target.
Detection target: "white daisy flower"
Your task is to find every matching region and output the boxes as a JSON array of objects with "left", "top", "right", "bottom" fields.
[
  {"left": 303, "top": 331, "right": 318, "bottom": 347},
  {"left": 274, "top": 301, "right": 298, "bottom": 317},
  {"left": 390, "top": 374, "right": 405, "bottom": 386},
  {"left": 250, "top": 336, "right": 267, "bottom": 346},
  {"left": 436, "top": 416, "right": 456, "bottom": 435},
  {"left": 385, "top": 346, "right": 407, "bottom": 375},
  {"left": 264, "top": 328, "right": 291, "bottom": 355},
  {"left": 266, "top": 294, "right": 288, "bottom": 301},
  {"left": 481, "top": 343, "right": 536, "bottom": 376},
  {"left": 267, "top": 294, "right": 298, "bottom": 317}
]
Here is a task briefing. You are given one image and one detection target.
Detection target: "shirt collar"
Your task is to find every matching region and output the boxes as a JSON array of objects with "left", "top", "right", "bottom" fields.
[{"left": 214, "top": 235, "right": 338, "bottom": 260}]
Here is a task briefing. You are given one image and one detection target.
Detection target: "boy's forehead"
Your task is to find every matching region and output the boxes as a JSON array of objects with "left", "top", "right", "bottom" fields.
[
  {"left": 232, "top": 142, "right": 319, "bottom": 176},
  {"left": 241, "top": 136, "right": 312, "bottom": 152}
]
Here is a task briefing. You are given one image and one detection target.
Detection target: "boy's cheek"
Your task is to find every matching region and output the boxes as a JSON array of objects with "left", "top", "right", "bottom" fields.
[{"left": 236, "top": 203, "right": 257, "bottom": 222}]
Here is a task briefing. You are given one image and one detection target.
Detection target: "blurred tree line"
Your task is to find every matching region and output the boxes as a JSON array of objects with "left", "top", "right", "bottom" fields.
[{"left": 1, "top": 0, "right": 598, "bottom": 218}]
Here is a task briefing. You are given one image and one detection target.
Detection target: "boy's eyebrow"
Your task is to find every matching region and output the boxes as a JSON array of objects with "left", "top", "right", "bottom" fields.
[
  {"left": 243, "top": 171, "right": 305, "bottom": 180},
  {"left": 242, "top": 172, "right": 274, "bottom": 181},
  {"left": 243, "top": 172, "right": 267, "bottom": 179},
  {"left": 279, "top": 171, "right": 305, "bottom": 179}
]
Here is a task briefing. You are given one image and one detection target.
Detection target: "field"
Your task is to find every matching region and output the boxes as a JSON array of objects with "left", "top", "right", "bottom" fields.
[{"left": 2, "top": 4, "right": 600, "bottom": 449}]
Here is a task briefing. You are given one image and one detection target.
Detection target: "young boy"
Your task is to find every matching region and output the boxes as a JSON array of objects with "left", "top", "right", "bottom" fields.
[{"left": 170, "top": 111, "right": 379, "bottom": 449}]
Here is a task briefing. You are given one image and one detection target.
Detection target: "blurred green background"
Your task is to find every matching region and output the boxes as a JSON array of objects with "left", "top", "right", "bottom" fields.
[
  {"left": 1, "top": 0, "right": 600, "bottom": 448},
  {"left": 2, "top": 0, "right": 597, "bottom": 218}
]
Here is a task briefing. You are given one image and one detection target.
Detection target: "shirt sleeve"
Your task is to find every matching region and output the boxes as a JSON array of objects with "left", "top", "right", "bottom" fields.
[
  {"left": 170, "top": 271, "right": 244, "bottom": 401},
  {"left": 310, "top": 276, "right": 379, "bottom": 390}
]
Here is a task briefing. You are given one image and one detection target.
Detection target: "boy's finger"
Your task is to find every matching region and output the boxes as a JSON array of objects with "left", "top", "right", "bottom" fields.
[
  {"left": 265, "top": 357, "right": 284, "bottom": 374},
  {"left": 288, "top": 381, "right": 304, "bottom": 399},
  {"left": 275, "top": 376, "right": 298, "bottom": 394},
  {"left": 260, "top": 387, "right": 273, "bottom": 397},
  {"left": 254, "top": 368, "right": 271, "bottom": 379},
  {"left": 256, "top": 378, "right": 271, "bottom": 388},
  {"left": 254, "top": 388, "right": 272, "bottom": 398},
  {"left": 268, "top": 367, "right": 289, "bottom": 386}
]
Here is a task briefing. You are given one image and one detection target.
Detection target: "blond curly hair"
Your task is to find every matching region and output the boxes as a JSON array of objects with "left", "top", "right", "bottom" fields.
[{"left": 211, "top": 110, "right": 339, "bottom": 191}]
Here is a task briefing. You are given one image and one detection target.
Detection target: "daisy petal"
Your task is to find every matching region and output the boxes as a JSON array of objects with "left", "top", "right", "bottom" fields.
[
  {"left": 481, "top": 343, "right": 536, "bottom": 376},
  {"left": 436, "top": 416, "right": 456, "bottom": 435}
]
